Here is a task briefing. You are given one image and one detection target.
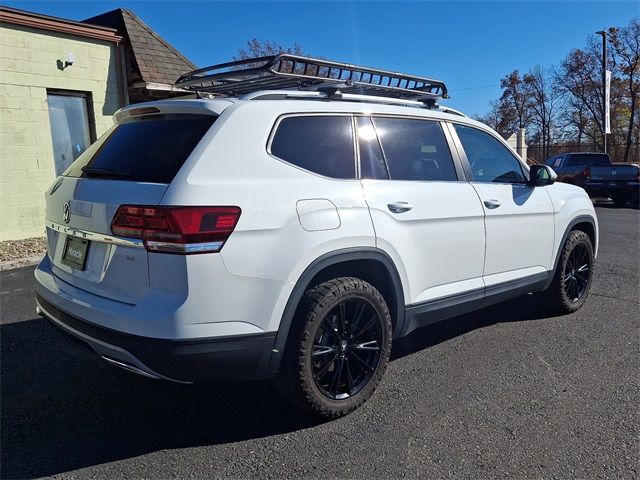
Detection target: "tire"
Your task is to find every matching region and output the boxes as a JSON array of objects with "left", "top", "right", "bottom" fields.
[
  {"left": 612, "top": 193, "right": 629, "bottom": 206},
  {"left": 274, "top": 277, "right": 392, "bottom": 418},
  {"left": 541, "top": 230, "right": 594, "bottom": 314}
]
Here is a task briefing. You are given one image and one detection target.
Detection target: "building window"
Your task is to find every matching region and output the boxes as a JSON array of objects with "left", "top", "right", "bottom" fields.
[{"left": 47, "top": 91, "right": 95, "bottom": 176}]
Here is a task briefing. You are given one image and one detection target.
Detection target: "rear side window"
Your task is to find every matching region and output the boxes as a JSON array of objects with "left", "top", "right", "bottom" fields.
[
  {"left": 270, "top": 116, "right": 355, "bottom": 179},
  {"left": 453, "top": 124, "right": 525, "bottom": 184},
  {"left": 372, "top": 117, "right": 457, "bottom": 181},
  {"left": 64, "top": 114, "right": 216, "bottom": 183}
]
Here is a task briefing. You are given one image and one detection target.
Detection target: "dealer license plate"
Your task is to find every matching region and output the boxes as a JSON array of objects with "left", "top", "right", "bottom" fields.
[{"left": 61, "top": 236, "right": 89, "bottom": 270}]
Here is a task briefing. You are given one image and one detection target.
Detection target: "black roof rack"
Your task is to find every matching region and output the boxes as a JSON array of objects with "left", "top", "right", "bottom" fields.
[{"left": 175, "top": 54, "right": 448, "bottom": 100}]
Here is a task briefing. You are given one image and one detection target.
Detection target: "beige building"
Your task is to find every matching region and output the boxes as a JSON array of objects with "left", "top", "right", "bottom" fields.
[{"left": 0, "top": 6, "right": 195, "bottom": 241}]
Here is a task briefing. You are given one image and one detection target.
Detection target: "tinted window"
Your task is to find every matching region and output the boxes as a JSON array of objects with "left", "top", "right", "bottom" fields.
[
  {"left": 454, "top": 124, "right": 525, "bottom": 184},
  {"left": 64, "top": 114, "right": 216, "bottom": 183},
  {"left": 372, "top": 117, "right": 457, "bottom": 181},
  {"left": 567, "top": 154, "right": 610, "bottom": 166},
  {"left": 357, "top": 116, "right": 388, "bottom": 179},
  {"left": 271, "top": 116, "right": 355, "bottom": 179}
]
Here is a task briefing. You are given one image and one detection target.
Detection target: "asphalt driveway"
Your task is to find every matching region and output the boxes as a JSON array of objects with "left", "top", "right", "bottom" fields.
[{"left": 1, "top": 204, "right": 638, "bottom": 479}]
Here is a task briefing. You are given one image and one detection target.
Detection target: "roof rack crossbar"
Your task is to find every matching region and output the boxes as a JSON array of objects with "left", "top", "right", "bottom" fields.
[{"left": 175, "top": 54, "right": 448, "bottom": 99}]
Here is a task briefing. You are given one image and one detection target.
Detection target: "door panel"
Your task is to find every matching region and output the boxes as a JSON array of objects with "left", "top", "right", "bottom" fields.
[
  {"left": 362, "top": 180, "right": 485, "bottom": 304},
  {"left": 450, "top": 123, "right": 555, "bottom": 285},
  {"left": 359, "top": 117, "right": 486, "bottom": 305},
  {"left": 470, "top": 182, "right": 554, "bottom": 285}
]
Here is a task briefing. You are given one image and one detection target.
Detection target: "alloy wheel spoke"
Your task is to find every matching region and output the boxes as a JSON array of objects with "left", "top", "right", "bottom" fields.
[
  {"left": 345, "top": 357, "right": 355, "bottom": 396},
  {"left": 350, "top": 350, "right": 374, "bottom": 372},
  {"left": 353, "top": 316, "right": 377, "bottom": 340},
  {"left": 320, "top": 321, "right": 342, "bottom": 342},
  {"left": 316, "top": 352, "right": 338, "bottom": 378},
  {"left": 329, "top": 357, "right": 345, "bottom": 397},
  {"left": 312, "top": 345, "right": 336, "bottom": 356},
  {"left": 349, "top": 302, "right": 367, "bottom": 336},
  {"left": 338, "top": 302, "right": 348, "bottom": 335},
  {"left": 354, "top": 340, "right": 380, "bottom": 351}
]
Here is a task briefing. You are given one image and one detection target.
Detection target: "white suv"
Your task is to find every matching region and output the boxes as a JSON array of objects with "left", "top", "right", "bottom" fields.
[{"left": 35, "top": 55, "right": 598, "bottom": 417}]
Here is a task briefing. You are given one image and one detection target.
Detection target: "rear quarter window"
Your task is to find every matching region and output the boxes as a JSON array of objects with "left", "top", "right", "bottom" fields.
[
  {"left": 270, "top": 116, "right": 356, "bottom": 179},
  {"left": 63, "top": 113, "right": 216, "bottom": 183}
]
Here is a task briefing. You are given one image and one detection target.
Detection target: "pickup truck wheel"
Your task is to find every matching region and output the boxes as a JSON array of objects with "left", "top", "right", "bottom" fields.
[
  {"left": 612, "top": 193, "right": 629, "bottom": 206},
  {"left": 543, "top": 230, "right": 594, "bottom": 314},
  {"left": 274, "top": 277, "right": 392, "bottom": 418}
]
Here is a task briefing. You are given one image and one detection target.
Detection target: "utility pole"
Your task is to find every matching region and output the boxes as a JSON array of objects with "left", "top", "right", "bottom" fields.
[{"left": 596, "top": 30, "right": 607, "bottom": 154}]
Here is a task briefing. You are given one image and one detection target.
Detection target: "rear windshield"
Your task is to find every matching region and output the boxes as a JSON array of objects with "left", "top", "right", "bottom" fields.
[
  {"left": 63, "top": 114, "right": 217, "bottom": 183},
  {"left": 566, "top": 154, "right": 610, "bottom": 166}
]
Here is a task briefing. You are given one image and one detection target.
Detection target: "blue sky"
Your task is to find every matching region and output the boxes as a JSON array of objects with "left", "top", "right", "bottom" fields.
[{"left": 4, "top": 1, "right": 639, "bottom": 116}]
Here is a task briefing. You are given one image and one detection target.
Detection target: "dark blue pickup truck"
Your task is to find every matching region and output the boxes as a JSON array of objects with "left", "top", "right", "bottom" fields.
[{"left": 545, "top": 152, "right": 640, "bottom": 206}]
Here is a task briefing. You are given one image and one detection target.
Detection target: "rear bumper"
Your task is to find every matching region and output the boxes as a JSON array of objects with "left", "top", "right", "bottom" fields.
[
  {"left": 36, "top": 293, "right": 276, "bottom": 382},
  {"left": 584, "top": 181, "right": 639, "bottom": 197}
]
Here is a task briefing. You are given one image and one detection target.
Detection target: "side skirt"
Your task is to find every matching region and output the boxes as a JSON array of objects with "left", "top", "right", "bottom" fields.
[{"left": 401, "top": 272, "right": 549, "bottom": 337}]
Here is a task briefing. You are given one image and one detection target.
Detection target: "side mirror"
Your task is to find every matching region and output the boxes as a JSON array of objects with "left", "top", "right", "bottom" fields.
[{"left": 528, "top": 164, "right": 557, "bottom": 187}]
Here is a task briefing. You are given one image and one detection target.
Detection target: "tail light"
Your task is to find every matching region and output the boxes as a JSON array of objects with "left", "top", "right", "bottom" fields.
[
  {"left": 111, "top": 205, "right": 241, "bottom": 254},
  {"left": 583, "top": 166, "right": 590, "bottom": 178}
]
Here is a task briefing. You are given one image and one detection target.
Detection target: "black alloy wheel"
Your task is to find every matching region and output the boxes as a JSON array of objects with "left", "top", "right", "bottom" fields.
[
  {"left": 274, "top": 277, "right": 392, "bottom": 418},
  {"left": 541, "top": 229, "right": 594, "bottom": 314},
  {"left": 311, "top": 297, "right": 383, "bottom": 400},
  {"left": 563, "top": 243, "right": 591, "bottom": 303}
]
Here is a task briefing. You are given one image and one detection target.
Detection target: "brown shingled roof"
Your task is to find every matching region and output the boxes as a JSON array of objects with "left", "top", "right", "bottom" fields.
[{"left": 84, "top": 8, "right": 196, "bottom": 89}]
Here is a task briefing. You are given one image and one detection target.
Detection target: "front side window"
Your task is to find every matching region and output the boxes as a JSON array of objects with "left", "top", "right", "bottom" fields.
[
  {"left": 453, "top": 124, "right": 526, "bottom": 184},
  {"left": 270, "top": 116, "right": 355, "bottom": 179},
  {"left": 372, "top": 117, "right": 457, "bottom": 181}
]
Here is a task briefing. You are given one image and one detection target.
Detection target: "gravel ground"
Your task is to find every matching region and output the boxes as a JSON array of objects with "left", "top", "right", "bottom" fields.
[
  {"left": 0, "top": 236, "right": 46, "bottom": 263},
  {"left": 1, "top": 205, "right": 638, "bottom": 479}
]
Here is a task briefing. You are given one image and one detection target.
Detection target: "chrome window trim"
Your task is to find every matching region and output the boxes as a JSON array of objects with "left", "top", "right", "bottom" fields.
[{"left": 46, "top": 221, "right": 144, "bottom": 249}]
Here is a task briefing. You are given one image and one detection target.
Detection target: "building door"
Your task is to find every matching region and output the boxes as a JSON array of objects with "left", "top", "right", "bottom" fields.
[{"left": 47, "top": 91, "right": 94, "bottom": 175}]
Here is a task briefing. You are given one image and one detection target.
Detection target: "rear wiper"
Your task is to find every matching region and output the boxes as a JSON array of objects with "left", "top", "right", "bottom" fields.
[{"left": 81, "top": 166, "right": 131, "bottom": 178}]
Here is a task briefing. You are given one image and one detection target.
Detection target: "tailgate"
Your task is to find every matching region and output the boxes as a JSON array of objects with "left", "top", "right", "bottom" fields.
[
  {"left": 43, "top": 108, "right": 218, "bottom": 305},
  {"left": 590, "top": 164, "right": 638, "bottom": 181},
  {"left": 45, "top": 177, "right": 168, "bottom": 304}
]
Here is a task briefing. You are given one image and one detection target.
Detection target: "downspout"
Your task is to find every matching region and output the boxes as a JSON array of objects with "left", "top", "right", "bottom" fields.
[{"left": 115, "top": 42, "right": 129, "bottom": 107}]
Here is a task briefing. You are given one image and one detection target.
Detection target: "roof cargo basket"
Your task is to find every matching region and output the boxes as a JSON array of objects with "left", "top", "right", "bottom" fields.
[{"left": 175, "top": 54, "right": 448, "bottom": 100}]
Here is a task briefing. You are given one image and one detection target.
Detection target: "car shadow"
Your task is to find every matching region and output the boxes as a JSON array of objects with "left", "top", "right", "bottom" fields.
[
  {"left": 391, "top": 292, "right": 552, "bottom": 360},
  {"left": 2, "top": 294, "right": 552, "bottom": 478}
]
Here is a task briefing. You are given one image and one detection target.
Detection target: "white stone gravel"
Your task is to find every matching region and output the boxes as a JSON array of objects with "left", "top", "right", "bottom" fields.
[{"left": 0, "top": 237, "right": 46, "bottom": 270}]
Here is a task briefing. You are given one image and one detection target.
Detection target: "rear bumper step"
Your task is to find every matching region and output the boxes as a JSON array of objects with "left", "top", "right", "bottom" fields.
[{"left": 36, "top": 293, "right": 277, "bottom": 383}]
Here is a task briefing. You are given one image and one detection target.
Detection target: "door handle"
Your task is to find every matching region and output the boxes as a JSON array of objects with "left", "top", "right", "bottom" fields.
[
  {"left": 483, "top": 199, "right": 501, "bottom": 209},
  {"left": 387, "top": 202, "right": 414, "bottom": 214}
]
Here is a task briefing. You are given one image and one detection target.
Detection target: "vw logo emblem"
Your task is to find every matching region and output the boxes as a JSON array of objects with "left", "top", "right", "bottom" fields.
[{"left": 62, "top": 201, "right": 71, "bottom": 223}]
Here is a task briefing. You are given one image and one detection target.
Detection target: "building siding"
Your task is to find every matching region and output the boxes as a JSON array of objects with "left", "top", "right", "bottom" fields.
[{"left": 0, "top": 23, "right": 120, "bottom": 240}]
